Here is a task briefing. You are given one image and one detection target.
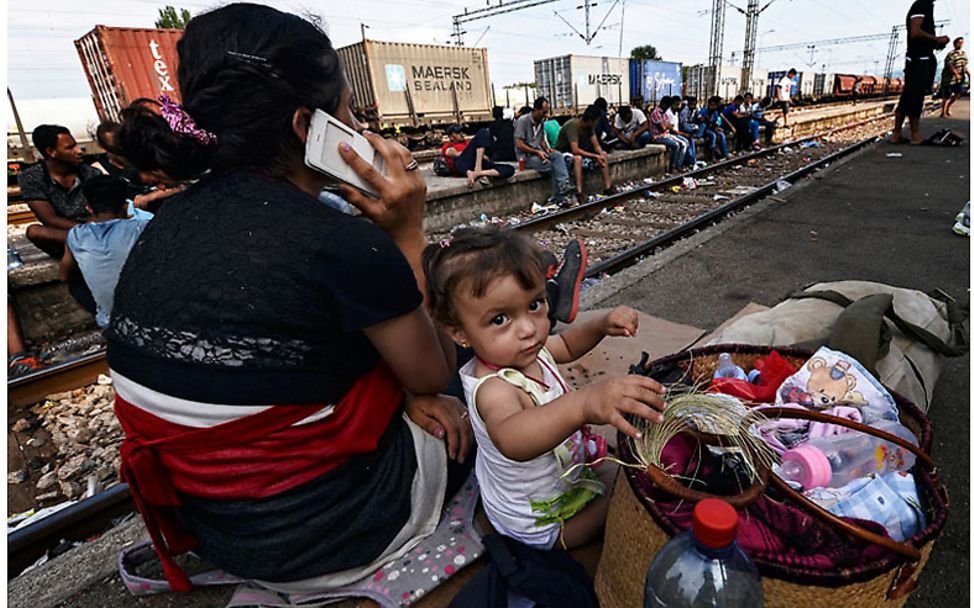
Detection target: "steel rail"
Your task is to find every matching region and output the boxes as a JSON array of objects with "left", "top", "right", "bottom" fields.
[
  {"left": 8, "top": 350, "right": 109, "bottom": 409},
  {"left": 514, "top": 107, "right": 898, "bottom": 235},
  {"left": 7, "top": 483, "right": 133, "bottom": 579},
  {"left": 584, "top": 134, "right": 879, "bottom": 278}
]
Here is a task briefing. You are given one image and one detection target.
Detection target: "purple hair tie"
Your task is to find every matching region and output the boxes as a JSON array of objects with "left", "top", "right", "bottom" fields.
[{"left": 157, "top": 95, "right": 218, "bottom": 145}]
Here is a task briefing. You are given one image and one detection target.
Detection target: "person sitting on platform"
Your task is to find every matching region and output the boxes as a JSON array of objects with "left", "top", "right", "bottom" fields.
[
  {"left": 488, "top": 105, "right": 517, "bottom": 162},
  {"left": 648, "top": 96, "right": 687, "bottom": 172},
  {"left": 723, "top": 95, "right": 759, "bottom": 151},
  {"left": 699, "top": 96, "right": 730, "bottom": 161},
  {"left": 59, "top": 175, "right": 151, "bottom": 329},
  {"left": 441, "top": 125, "right": 515, "bottom": 187},
  {"left": 580, "top": 97, "right": 618, "bottom": 154},
  {"left": 613, "top": 105, "right": 651, "bottom": 149},
  {"left": 743, "top": 92, "right": 776, "bottom": 144},
  {"left": 18, "top": 124, "right": 102, "bottom": 259},
  {"left": 680, "top": 96, "right": 706, "bottom": 141},
  {"left": 665, "top": 95, "right": 696, "bottom": 169},
  {"left": 516, "top": 97, "right": 573, "bottom": 205},
  {"left": 554, "top": 104, "right": 615, "bottom": 201}
]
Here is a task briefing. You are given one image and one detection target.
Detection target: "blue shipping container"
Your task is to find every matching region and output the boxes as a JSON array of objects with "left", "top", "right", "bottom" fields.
[
  {"left": 629, "top": 60, "right": 682, "bottom": 104},
  {"left": 766, "top": 70, "right": 801, "bottom": 99}
]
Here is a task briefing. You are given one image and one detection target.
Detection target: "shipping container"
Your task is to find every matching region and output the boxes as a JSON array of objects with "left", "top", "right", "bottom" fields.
[
  {"left": 629, "top": 60, "right": 682, "bottom": 105},
  {"left": 337, "top": 40, "right": 492, "bottom": 128},
  {"left": 534, "top": 55, "right": 629, "bottom": 111},
  {"left": 766, "top": 70, "right": 802, "bottom": 100},
  {"left": 75, "top": 26, "right": 183, "bottom": 123},
  {"left": 682, "top": 64, "right": 758, "bottom": 101}
]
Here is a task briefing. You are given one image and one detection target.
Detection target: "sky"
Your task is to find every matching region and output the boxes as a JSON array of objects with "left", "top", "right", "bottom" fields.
[{"left": 5, "top": 0, "right": 972, "bottom": 102}]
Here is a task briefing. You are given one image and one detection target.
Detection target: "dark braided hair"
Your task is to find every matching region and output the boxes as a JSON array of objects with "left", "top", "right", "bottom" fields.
[
  {"left": 423, "top": 226, "right": 547, "bottom": 327},
  {"left": 116, "top": 3, "right": 345, "bottom": 181}
]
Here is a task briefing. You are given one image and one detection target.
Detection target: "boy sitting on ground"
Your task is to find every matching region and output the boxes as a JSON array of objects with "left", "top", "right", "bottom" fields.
[{"left": 59, "top": 176, "right": 152, "bottom": 329}]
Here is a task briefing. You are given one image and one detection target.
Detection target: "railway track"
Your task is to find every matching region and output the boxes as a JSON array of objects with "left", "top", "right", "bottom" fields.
[
  {"left": 8, "top": 351, "right": 109, "bottom": 410},
  {"left": 8, "top": 207, "right": 35, "bottom": 225},
  {"left": 484, "top": 108, "right": 911, "bottom": 278},
  {"left": 4, "top": 103, "right": 929, "bottom": 585}
]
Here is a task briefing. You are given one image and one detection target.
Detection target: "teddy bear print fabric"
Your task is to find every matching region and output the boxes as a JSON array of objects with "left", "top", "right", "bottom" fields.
[{"left": 776, "top": 346, "right": 898, "bottom": 424}]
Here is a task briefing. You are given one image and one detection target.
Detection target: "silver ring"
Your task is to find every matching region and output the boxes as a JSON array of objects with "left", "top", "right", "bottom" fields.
[
  {"left": 404, "top": 159, "right": 419, "bottom": 171},
  {"left": 460, "top": 410, "right": 469, "bottom": 420}
]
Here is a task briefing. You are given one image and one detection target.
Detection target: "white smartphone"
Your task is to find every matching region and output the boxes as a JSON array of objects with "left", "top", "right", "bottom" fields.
[{"left": 304, "top": 109, "right": 386, "bottom": 197}]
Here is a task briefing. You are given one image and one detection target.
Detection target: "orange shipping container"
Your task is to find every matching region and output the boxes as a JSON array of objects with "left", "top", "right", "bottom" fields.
[{"left": 74, "top": 26, "right": 184, "bottom": 123}]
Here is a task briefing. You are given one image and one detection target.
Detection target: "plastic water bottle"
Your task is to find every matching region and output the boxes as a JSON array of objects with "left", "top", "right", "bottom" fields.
[
  {"left": 776, "top": 420, "right": 918, "bottom": 490},
  {"left": 713, "top": 353, "right": 748, "bottom": 381},
  {"left": 644, "top": 498, "right": 764, "bottom": 607}
]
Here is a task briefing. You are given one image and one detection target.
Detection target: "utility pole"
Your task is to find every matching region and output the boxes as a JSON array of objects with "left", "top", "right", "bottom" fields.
[
  {"left": 8, "top": 87, "right": 35, "bottom": 163},
  {"left": 882, "top": 19, "right": 948, "bottom": 95},
  {"left": 618, "top": 0, "right": 626, "bottom": 57},
  {"left": 452, "top": 0, "right": 561, "bottom": 45},
  {"left": 741, "top": 0, "right": 777, "bottom": 95},
  {"left": 553, "top": 0, "right": 621, "bottom": 45},
  {"left": 707, "top": 0, "right": 726, "bottom": 97}
]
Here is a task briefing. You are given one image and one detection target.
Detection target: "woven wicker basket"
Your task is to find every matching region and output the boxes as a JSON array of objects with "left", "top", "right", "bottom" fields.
[{"left": 594, "top": 345, "right": 949, "bottom": 608}]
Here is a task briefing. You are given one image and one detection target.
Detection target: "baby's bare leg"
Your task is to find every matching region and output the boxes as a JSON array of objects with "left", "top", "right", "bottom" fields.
[{"left": 560, "top": 461, "right": 619, "bottom": 549}]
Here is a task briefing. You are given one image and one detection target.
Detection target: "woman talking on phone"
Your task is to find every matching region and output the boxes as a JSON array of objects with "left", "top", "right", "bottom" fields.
[{"left": 109, "top": 3, "right": 469, "bottom": 593}]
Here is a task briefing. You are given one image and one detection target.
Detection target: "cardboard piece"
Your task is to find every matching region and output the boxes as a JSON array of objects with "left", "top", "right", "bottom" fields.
[{"left": 556, "top": 309, "right": 706, "bottom": 391}]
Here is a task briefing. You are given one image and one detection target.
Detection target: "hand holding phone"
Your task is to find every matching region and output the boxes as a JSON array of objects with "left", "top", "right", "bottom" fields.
[{"left": 305, "top": 109, "right": 386, "bottom": 197}]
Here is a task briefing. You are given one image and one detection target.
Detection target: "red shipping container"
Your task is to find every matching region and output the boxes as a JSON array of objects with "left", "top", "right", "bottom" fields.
[{"left": 74, "top": 26, "right": 184, "bottom": 123}]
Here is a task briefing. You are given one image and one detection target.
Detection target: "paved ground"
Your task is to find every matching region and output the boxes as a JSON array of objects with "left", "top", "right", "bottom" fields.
[{"left": 11, "top": 102, "right": 969, "bottom": 608}]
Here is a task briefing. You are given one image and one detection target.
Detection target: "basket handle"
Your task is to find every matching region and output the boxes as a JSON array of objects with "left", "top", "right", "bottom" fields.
[
  {"left": 753, "top": 407, "right": 935, "bottom": 471},
  {"left": 645, "top": 426, "right": 774, "bottom": 508},
  {"left": 754, "top": 406, "right": 932, "bottom": 562}
]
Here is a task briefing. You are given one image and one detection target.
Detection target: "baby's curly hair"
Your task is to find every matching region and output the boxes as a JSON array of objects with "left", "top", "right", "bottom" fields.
[{"left": 423, "top": 226, "right": 547, "bottom": 327}]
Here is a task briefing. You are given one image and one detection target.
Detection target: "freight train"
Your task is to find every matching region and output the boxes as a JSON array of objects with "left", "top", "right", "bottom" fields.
[{"left": 767, "top": 71, "right": 904, "bottom": 104}]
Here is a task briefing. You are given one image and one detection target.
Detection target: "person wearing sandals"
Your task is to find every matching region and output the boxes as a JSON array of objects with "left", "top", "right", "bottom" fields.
[
  {"left": 554, "top": 105, "right": 616, "bottom": 203},
  {"left": 441, "top": 124, "right": 515, "bottom": 187},
  {"left": 891, "top": 0, "right": 950, "bottom": 144},
  {"left": 106, "top": 3, "right": 473, "bottom": 594}
]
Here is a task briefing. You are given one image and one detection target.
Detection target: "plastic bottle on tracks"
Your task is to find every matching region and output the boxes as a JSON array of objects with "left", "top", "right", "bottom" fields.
[{"left": 643, "top": 498, "right": 764, "bottom": 607}]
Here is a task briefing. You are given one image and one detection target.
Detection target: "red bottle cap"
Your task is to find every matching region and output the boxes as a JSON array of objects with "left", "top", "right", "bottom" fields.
[{"left": 691, "top": 498, "right": 739, "bottom": 549}]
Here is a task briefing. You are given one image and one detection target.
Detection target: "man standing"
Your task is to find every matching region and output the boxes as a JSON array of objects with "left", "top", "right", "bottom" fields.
[
  {"left": 515, "top": 97, "right": 572, "bottom": 205},
  {"left": 940, "top": 37, "right": 969, "bottom": 118},
  {"left": 773, "top": 68, "right": 798, "bottom": 126},
  {"left": 18, "top": 125, "right": 101, "bottom": 258},
  {"left": 892, "top": 0, "right": 950, "bottom": 144},
  {"left": 554, "top": 105, "right": 615, "bottom": 201}
]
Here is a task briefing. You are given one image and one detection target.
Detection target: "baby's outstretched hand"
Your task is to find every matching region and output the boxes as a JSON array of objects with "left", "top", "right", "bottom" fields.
[
  {"left": 579, "top": 375, "right": 666, "bottom": 440},
  {"left": 602, "top": 306, "right": 639, "bottom": 337}
]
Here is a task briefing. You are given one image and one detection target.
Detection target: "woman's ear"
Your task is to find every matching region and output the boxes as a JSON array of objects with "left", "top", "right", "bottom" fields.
[{"left": 292, "top": 108, "right": 314, "bottom": 144}]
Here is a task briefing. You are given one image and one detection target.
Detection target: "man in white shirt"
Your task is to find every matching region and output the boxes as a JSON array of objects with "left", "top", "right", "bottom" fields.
[
  {"left": 774, "top": 68, "right": 798, "bottom": 126},
  {"left": 612, "top": 105, "right": 651, "bottom": 149},
  {"left": 665, "top": 95, "right": 696, "bottom": 168}
]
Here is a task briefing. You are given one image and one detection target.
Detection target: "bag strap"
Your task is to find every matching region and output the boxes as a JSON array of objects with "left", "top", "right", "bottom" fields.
[{"left": 787, "top": 288, "right": 969, "bottom": 357}]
